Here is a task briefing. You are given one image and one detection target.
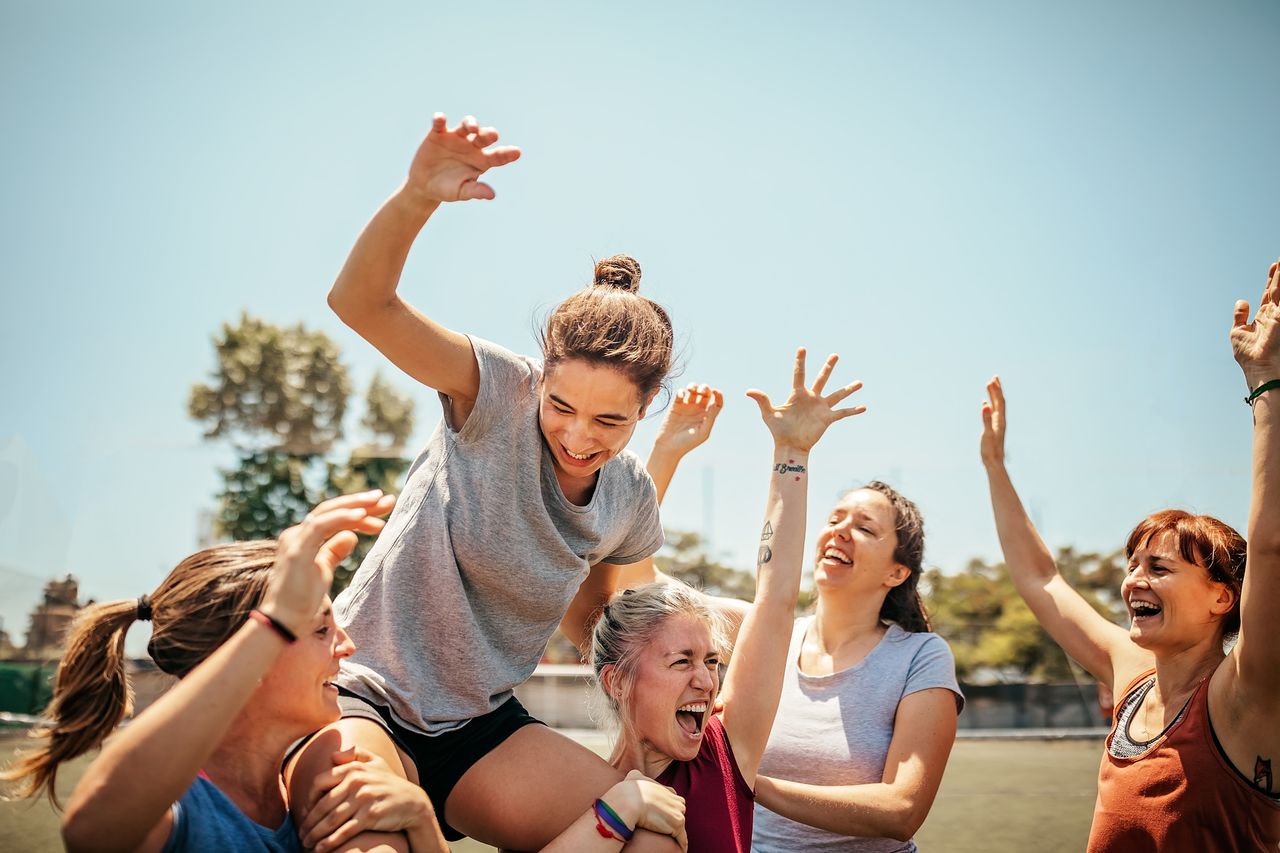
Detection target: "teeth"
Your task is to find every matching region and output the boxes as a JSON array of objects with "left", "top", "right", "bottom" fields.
[
  {"left": 677, "top": 703, "right": 707, "bottom": 713},
  {"left": 1131, "top": 602, "right": 1161, "bottom": 615},
  {"left": 823, "top": 549, "right": 852, "bottom": 565},
  {"left": 565, "top": 448, "right": 593, "bottom": 460}
]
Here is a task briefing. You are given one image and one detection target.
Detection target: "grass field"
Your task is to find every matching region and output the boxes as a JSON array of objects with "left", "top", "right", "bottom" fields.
[{"left": 2, "top": 732, "right": 1100, "bottom": 852}]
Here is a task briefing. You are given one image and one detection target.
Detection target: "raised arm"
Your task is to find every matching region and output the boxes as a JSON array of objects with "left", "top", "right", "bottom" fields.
[
  {"left": 719, "top": 350, "right": 865, "bottom": 784},
  {"left": 1228, "top": 259, "right": 1280, "bottom": 701},
  {"left": 327, "top": 113, "right": 521, "bottom": 405},
  {"left": 980, "top": 378, "right": 1144, "bottom": 691},
  {"left": 60, "top": 492, "right": 395, "bottom": 853}
]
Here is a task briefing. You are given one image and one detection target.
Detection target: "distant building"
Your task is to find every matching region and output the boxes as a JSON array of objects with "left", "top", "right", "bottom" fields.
[{"left": 23, "top": 574, "right": 85, "bottom": 658}]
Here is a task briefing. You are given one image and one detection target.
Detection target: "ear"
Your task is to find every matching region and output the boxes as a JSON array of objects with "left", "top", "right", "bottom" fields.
[
  {"left": 1209, "top": 581, "right": 1237, "bottom": 619},
  {"left": 884, "top": 563, "right": 911, "bottom": 590},
  {"left": 600, "top": 664, "right": 621, "bottom": 699}
]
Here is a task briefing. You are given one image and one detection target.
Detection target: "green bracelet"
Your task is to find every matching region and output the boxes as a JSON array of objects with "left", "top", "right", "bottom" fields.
[{"left": 1246, "top": 379, "right": 1280, "bottom": 407}]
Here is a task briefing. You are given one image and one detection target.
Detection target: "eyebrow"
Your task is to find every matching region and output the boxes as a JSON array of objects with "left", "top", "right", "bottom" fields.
[{"left": 547, "top": 393, "right": 631, "bottom": 422}]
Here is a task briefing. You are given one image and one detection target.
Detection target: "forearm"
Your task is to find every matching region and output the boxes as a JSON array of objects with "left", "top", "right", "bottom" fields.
[
  {"left": 63, "top": 620, "right": 286, "bottom": 850},
  {"left": 983, "top": 462, "right": 1058, "bottom": 587},
  {"left": 645, "top": 447, "right": 684, "bottom": 505},
  {"left": 405, "top": 812, "right": 449, "bottom": 853},
  {"left": 754, "top": 446, "right": 809, "bottom": 609},
  {"left": 1248, "top": 394, "right": 1280, "bottom": 553},
  {"left": 327, "top": 188, "right": 441, "bottom": 328},
  {"left": 754, "top": 776, "right": 918, "bottom": 841}
]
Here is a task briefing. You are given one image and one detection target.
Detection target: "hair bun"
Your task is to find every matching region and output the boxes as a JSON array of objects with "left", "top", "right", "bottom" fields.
[{"left": 593, "top": 255, "right": 642, "bottom": 293}]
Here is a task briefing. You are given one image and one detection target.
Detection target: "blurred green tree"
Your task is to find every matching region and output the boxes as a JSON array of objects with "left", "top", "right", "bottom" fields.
[
  {"left": 190, "top": 315, "right": 415, "bottom": 593},
  {"left": 924, "top": 548, "right": 1126, "bottom": 681}
]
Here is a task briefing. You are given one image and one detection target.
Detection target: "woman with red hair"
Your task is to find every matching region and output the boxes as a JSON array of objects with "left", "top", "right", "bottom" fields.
[{"left": 979, "top": 261, "right": 1280, "bottom": 850}]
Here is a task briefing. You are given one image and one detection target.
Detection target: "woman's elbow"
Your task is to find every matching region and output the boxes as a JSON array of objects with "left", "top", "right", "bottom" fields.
[{"left": 884, "top": 796, "right": 930, "bottom": 842}]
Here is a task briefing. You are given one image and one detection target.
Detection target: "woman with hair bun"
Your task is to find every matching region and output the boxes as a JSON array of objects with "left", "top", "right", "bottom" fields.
[
  {"left": 979, "top": 261, "right": 1280, "bottom": 850},
  {"left": 0, "top": 491, "right": 450, "bottom": 853},
  {"left": 291, "top": 113, "right": 690, "bottom": 851}
]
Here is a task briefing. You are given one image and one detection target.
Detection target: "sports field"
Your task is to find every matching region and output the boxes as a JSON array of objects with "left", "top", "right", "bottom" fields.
[{"left": 2, "top": 732, "right": 1100, "bottom": 852}]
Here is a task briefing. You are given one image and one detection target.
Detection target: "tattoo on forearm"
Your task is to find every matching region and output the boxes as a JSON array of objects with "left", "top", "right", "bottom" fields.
[
  {"left": 760, "top": 521, "right": 773, "bottom": 541},
  {"left": 773, "top": 460, "right": 806, "bottom": 478},
  {"left": 1256, "top": 756, "right": 1273, "bottom": 792},
  {"left": 758, "top": 545, "right": 773, "bottom": 566}
]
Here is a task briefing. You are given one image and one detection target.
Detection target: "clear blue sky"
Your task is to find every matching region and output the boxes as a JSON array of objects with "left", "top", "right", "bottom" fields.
[{"left": 2, "top": 1, "right": 1278, "bottom": 654}]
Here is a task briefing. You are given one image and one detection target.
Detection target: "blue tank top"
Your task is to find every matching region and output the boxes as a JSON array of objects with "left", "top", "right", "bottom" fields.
[{"left": 162, "top": 776, "right": 301, "bottom": 852}]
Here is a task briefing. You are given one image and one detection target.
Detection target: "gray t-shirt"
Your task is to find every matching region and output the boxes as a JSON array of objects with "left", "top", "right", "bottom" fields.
[
  {"left": 334, "top": 336, "right": 663, "bottom": 734},
  {"left": 752, "top": 618, "right": 964, "bottom": 852}
]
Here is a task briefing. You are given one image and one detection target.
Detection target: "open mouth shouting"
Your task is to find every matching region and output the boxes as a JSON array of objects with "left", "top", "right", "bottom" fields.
[{"left": 675, "top": 701, "right": 708, "bottom": 741}]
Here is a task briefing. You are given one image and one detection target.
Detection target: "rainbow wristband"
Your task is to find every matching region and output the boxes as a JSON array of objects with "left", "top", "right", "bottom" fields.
[{"left": 593, "top": 799, "right": 634, "bottom": 842}]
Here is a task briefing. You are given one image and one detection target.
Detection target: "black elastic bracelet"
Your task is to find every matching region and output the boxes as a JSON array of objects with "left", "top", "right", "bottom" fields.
[
  {"left": 1246, "top": 379, "right": 1280, "bottom": 407},
  {"left": 249, "top": 609, "right": 298, "bottom": 643}
]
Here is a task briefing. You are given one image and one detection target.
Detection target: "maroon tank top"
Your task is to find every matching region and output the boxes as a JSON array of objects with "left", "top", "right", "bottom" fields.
[
  {"left": 1088, "top": 669, "right": 1280, "bottom": 851},
  {"left": 655, "top": 714, "right": 755, "bottom": 853}
]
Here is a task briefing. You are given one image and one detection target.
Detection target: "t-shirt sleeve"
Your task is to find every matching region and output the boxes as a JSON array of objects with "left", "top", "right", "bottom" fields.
[
  {"left": 601, "top": 464, "right": 664, "bottom": 565},
  {"left": 904, "top": 634, "right": 965, "bottom": 714},
  {"left": 445, "top": 335, "right": 538, "bottom": 444}
]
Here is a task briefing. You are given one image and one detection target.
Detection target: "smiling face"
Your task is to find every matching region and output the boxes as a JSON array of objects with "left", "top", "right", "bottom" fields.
[
  {"left": 814, "top": 489, "right": 907, "bottom": 594},
  {"left": 258, "top": 597, "right": 355, "bottom": 734},
  {"left": 615, "top": 613, "right": 720, "bottom": 763},
  {"left": 539, "top": 358, "right": 646, "bottom": 485},
  {"left": 1121, "top": 531, "right": 1236, "bottom": 652}
]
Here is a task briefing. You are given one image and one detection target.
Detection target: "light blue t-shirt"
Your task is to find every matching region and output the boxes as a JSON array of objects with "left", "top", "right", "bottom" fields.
[
  {"left": 752, "top": 618, "right": 964, "bottom": 852},
  {"left": 162, "top": 776, "right": 300, "bottom": 853}
]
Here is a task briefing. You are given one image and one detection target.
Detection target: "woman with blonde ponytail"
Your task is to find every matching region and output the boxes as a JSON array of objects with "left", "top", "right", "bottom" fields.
[{"left": 2, "top": 490, "right": 450, "bottom": 853}]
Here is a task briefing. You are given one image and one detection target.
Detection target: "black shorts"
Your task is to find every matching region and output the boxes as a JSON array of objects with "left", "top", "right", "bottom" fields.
[{"left": 335, "top": 687, "right": 542, "bottom": 841}]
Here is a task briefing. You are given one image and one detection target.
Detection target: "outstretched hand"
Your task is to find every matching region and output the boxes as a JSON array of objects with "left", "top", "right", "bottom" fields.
[
  {"left": 652, "top": 383, "right": 724, "bottom": 458},
  {"left": 404, "top": 113, "right": 522, "bottom": 204},
  {"left": 980, "top": 376, "right": 1006, "bottom": 468},
  {"left": 1232, "top": 259, "right": 1280, "bottom": 389},
  {"left": 258, "top": 491, "right": 397, "bottom": 635},
  {"left": 745, "top": 349, "right": 865, "bottom": 452}
]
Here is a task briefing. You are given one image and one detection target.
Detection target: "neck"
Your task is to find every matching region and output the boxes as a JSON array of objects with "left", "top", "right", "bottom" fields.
[
  {"left": 609, "top": 732, "right": 675, "bottom": 781},
  {"left": 1149, "top": 636, "right": 1226, "bottom": 701},
  {"left": 813, "top": 591, "right": 887, "bottom": 652},
  {"left": 202, "top": 711, "right": 296, "bottom": 826}
]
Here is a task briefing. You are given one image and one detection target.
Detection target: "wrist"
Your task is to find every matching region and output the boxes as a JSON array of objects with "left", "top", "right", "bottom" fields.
[
  {"left": 253, "top": 598, "right": 308, "bottom": 639},
  {"left": 390, "top": 183, "right": 443, "bottom": 218},
  {"left": 772, "top": 446, "right": 811, "bottom": 460},
  {"left": 603, "top": 781, "right": 643, "bottom": 829}
]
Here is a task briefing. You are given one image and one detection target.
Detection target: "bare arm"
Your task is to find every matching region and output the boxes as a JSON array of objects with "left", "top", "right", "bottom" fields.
[
  {"left": 980, "top": 378, "right": 1145, "bottom": 691},
  {"left": 327, "top": 113, "right": 520, "bottom": 405},
  {"left": 719, "top": 351, "right": 865, "bottom": 784},
  {"left": 540, "top": 773, "right": 687, "bottom": 853},
  {"left": 61, "top": 494, "right": 394, "bottom": 853},
  {"left": 754, "top": 687, "right": 958, "bottom": 841},
  {"left": 1229, "top": 260, "right": 1280, "bottom": 700},
  {"left": 560, "top": 562, "right": 621, "bottom": 656}
]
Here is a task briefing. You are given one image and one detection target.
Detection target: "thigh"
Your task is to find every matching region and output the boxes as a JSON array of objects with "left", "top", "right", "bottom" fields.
[{"left": 445, "top": 725, "right": 623, "bottom": 850}]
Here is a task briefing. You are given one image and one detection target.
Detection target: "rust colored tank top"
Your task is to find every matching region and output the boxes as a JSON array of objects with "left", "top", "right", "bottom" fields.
[{"left": 1087, "top": 669, "right": 1280, "bottom": 852}]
